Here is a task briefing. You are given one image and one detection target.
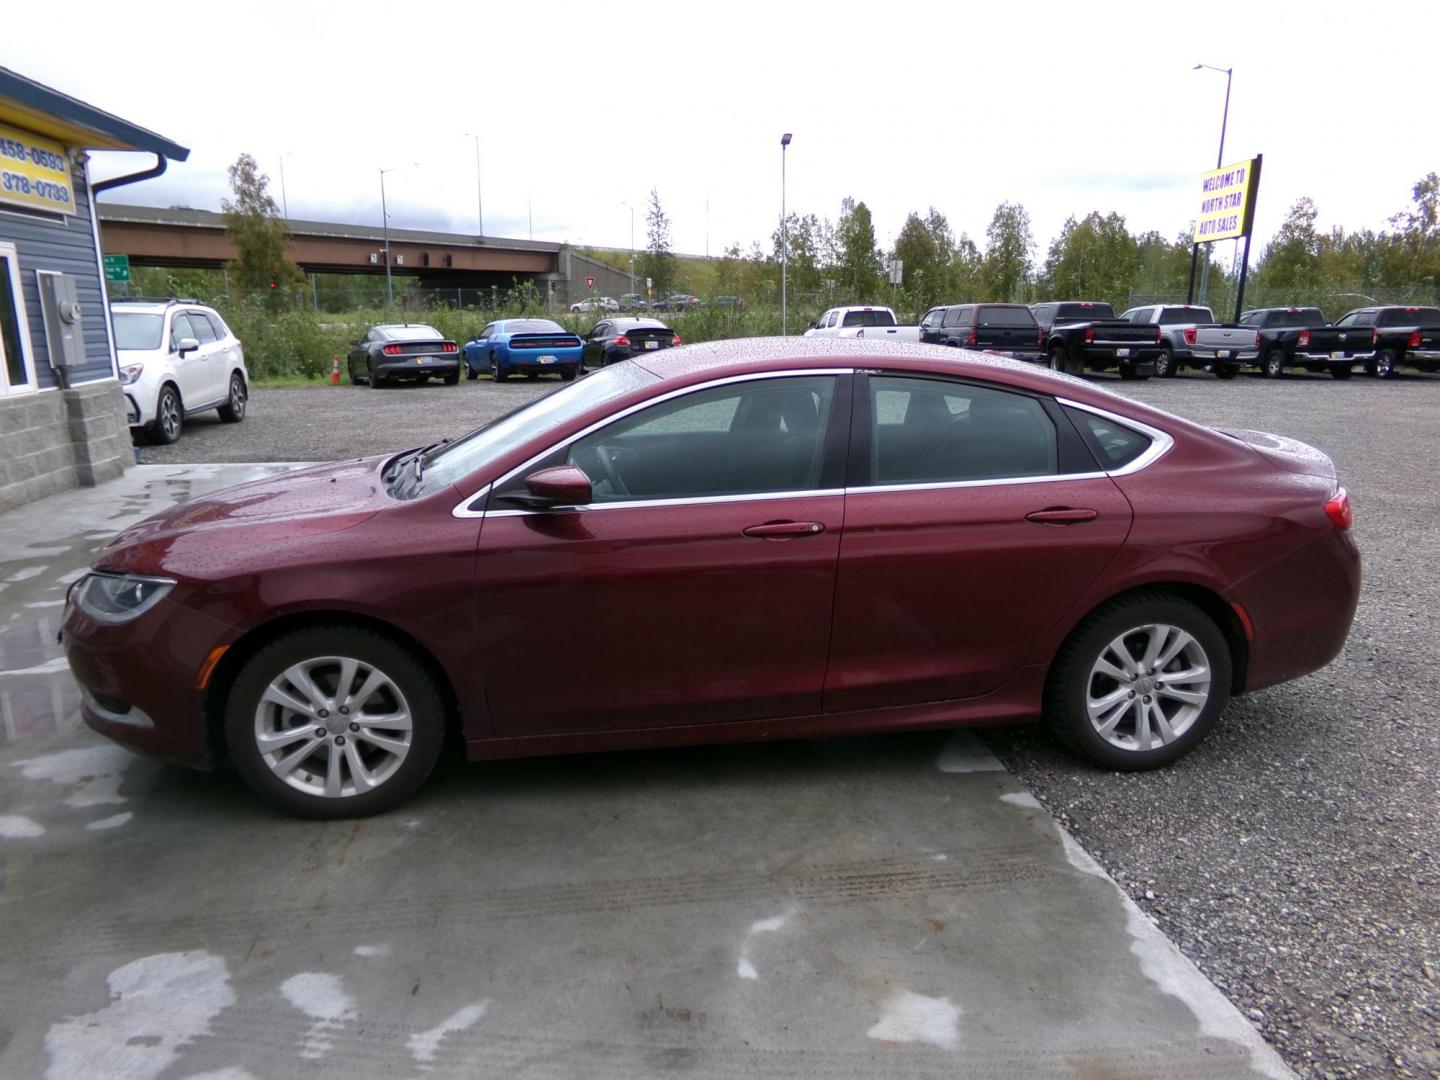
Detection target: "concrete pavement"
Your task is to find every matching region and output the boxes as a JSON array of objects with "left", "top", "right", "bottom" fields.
[{"left": 0, "top": 465, "right": 1292, "bottom": 1079}]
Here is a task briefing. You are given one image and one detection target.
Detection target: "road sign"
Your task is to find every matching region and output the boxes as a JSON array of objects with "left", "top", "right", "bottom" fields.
[
  {"left": 103, "top": 254, "right": 130, "bottom": 283},
  {"left": 586, "top": 276, "right": 595, "bottom": 289},
  {"left": 887, "top": 259, "right": 903, "bottom": 286}
]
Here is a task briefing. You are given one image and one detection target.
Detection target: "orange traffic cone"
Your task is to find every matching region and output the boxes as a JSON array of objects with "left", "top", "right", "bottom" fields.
[{"left": 330, "top": 355, "right": 341, "bottom": 385}]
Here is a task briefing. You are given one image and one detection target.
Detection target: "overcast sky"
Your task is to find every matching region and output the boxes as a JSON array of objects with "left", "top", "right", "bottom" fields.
[{"left": 6, "top": 0, "right": 1437, "bottom": 261}]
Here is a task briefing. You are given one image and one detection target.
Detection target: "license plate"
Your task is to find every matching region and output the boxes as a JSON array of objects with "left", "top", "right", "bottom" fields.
[
  {"left": 538, "top": 355, "right": 556, "bottom": 364},
  {"left": 1115, "top": 348, "right": 1130, "bottom": 358},
  {"left": 1215, "top": 350, "right": 1230, "bottom": 359},
  {"left": 416, "top": 357, "right": 428, "bottom": 365},
  {"left": 644, "top": 340, "right": 659, "bottom": 350},
  {"left": 1331, "top": 351, "right": 1346, "bottom": 360}
]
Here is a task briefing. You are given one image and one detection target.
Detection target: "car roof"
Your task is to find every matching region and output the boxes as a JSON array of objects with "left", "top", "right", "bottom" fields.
[{"left": 613, "top": 318, "right": 667, "bottom": 327}]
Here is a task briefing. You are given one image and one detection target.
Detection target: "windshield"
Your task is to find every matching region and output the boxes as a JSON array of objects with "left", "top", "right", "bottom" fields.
[
  {"left": 503, "top": 319, "right": 565, "bottom": 334},
  {"left": 380, "top": 325, "right": 442, "bottom": 340},
  {"left": 112, "top": 312, "right": 165, "bottom": 350},
  {"left": 412, "top": 361, "right": 660, "bottom": 497},
  {"left": 841, "top": 309, "right": 897, "bottom": 328}
]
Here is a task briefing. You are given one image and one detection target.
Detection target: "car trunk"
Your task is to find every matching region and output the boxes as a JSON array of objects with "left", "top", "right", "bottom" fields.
[
  {"left": 1216, "top": 428, "right": 1336, "bottom": 479},
  {"left": 509, "top": 334, "right": 582, "bottom": 350},
  {"left": 625, "top": 328, "right": 674, "bottom": 353}
]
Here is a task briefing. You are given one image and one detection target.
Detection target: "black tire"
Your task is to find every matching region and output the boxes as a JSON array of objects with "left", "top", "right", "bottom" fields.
[
  {"left": 559, "top": 367, "right": 576, "bottom": 382},
  {"left": 491, "top": 352, "right": 508, "bottom": 382},
  {"left": 1044, "top": 592, "right": 1232, "bottom": 772},
  {"left": 1117, "top": 362, "right": 1147, "bottom": 381},
  {"left": 465, "top": 361, "right": 478, "bottom": 381},
  {"left": 1047, "top": 344, "right": 1068, "bottom": 373},
  {"left": 223, "top": 625, "right": 447, "bottom": 818},
  {"left": 1262, "top": 349, "right": 1285, "bottom": 379},
  {"left": 1154, "top": 347, "right": 1177, "bottom": 378},
  {"left": 1374, "top": 349, "right": 1398, "bottom": 379},
  {"left": 1331, "top": 366, "right": 1354, "bottom": 381},
  {"left": 1214, "top": 364, "right": 1239, "bottom": 380},
  {"left": 368, "top": 361, "right": 388, "bottom": 388},
  {"left": 148, "top": 384, "right": 183, "bottom": 444},
  {"left": 217, "top": 372, "right": 248, "bottom": 423}
]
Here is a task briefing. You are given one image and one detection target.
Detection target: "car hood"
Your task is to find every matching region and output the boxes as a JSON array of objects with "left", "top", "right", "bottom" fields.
[
  {"left": 96, "top": 457, "right": 391, "bottom": 577},
  {"left": 1216, "top": 428, "right": 1336, "bottom": 479}
]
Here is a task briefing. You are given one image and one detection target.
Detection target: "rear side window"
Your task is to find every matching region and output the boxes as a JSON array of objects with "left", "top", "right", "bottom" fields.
[
  {"left": 864, "top": 376, "right": 1057, "bottom": 485},
  {"left": 1066, "top": 408, "right": 1152, "bottom": 470},
  {"left": 942, "top": 306, "right": 970, "bottom": 328},
  {"left": 977, "top": 306, "right": 1036, "bottom": 327}
]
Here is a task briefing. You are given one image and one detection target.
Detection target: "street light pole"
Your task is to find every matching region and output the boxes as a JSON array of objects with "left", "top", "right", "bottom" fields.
[
  {"left": 1194, "top": 63, "right": 1233, "bottom": 304},
  {"left": 462, "top": 132, "right": 484, "bottom": 237},
  {"left": 379, "top": 162, "right": 419, "bottom": 310},
  {"left": 780, "top": 132, "right": 792, "bottom": 335},
  {"left": 621, "top": 201, "right": 635, "bottom": 296},
  {"left": 278, "top": 153, "right": 290, "bottom": 220}
]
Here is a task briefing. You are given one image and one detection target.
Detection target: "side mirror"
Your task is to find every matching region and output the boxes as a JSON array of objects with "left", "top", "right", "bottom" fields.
[
  {"left": 500, "top": 465, "right": 592, "bottom": 509},
  {"left": 176, "top": 336, "right": 200, "bottom": 357}
]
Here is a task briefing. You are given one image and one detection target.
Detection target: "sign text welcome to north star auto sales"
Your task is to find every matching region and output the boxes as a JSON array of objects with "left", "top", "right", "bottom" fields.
[
  {"left": 0, "top": 122, "right": 74, "bottom": 216},
  {"left": 1193, "top": 158, "right": 1258, "bottom": 243}
]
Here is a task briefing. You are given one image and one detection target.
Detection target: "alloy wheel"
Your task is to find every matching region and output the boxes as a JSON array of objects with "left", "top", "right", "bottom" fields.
[
  {"left": 1085, "top": 623, "right": 1212, "bottom": 752},
  {"left": 160, "top": 391, "right": 180, "bottom": 440},
  {"left": 252, "top": 655, "right": 414, "bottom": 799}
]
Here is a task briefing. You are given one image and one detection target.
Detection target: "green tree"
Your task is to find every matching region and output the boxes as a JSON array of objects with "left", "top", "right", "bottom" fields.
[
  {"left": 1132, "top": 230, "right": 1194, "bottom": 304},
  {"left": 772, "top": 213, "right": 823, "bottom": 295},
  {"left": 1039, "top": 211, "right": 1141, "bottom": 308},
  {"left": 1255, "top": 198, "right": 1324, "bottom": 298},
  {"left": 979, "top": 202, "right": 1033, "bottom": 302},
  {"left": 835, "top": 197, "right": 883, "bottom": 302},
  {"left": 636, "top": 188, "right": 677, "bottom": 298},
  {"left": 714, "top": 242, "right": 744, "bottom": 296},
  {"left": 891, "top": 211, "right": 944, "bottom": 310},
  {"left": 220, "top": 152, "right": 304, "bottom": 298}
]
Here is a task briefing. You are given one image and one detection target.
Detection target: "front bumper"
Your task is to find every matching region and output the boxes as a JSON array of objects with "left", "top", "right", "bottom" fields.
[
  {"left": 124, "top": 391, "right": 141, "bottom": 425},
  {"left": 62, "top": 595, "right": 240, "bottom": 770}
]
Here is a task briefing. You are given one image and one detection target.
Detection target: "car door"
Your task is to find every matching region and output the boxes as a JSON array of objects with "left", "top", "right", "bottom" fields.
[
  {"left": 184, "top": 308, "right": 226, "bottom": 403},
  {"left": 823, "top": 372, "right": 1133, "bottom": 712},
  {"left": 586, "top": 322, "right": 608, "bottom": 366},
  {"left": 167, "top": 312, "right": 209, "bottom": 407},
  {"left": 474, "top": 371, "right": 851, "bottom": 736},
  {"left": 348, "top": 330, "right": 372, "bottom": 380},
  {"left": 940, "top": 305, "right": 970, "bottom": 345}
]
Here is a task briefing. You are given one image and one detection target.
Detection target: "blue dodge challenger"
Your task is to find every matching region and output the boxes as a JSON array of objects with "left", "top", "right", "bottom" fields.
[{"left": 463, "top": 319, "right": 586, "bottom": 382}]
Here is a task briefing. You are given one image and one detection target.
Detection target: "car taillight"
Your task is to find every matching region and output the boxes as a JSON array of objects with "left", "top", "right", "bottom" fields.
[
  {"left": 1183, "top": 328, "right": 1197, "bottom": 345},
  {"left": 672, "top": 335, "right": 683, "bottom": 346},
  {"left": 1324, "top": 487, "right": 1352, "bottom": 530},
  {"left": 1408, "top": 331, "right": 1422, "bottom": 348},
  {"left": 383, "top": 344, "right": 402, "bottom": 355},
  {"left": 1372, "top": 329, "right": 1378, "bottom": 345},
  {"left": 1154, "top": 329, "right": 1162, "bottom": 343},
  {"left": 442, "top": 343, "right": 458, "bottom": 353},
  {"left": 1037, "top": 329, "right": 1044, "bottom": 347},
  {"left": 1254, "top": 331, "right": 1262, "bottom": 347},
  {"left": 615, "top": 335, "right": 630, "bottom": 347},
  {"left": 1083, "top": 327, "right": 1094, "bottom": 344},
  {"left": 965, "top": 328, "right": 977, "bottom": 346},
  {"left": 1298, "top": 329, "right": 1310, "bottom": 347}
]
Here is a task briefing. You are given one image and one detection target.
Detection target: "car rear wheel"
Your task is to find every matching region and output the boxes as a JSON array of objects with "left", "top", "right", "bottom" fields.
[
  {"left": 224, "top": 626, "right": 446, "bottom": 818},
  {"left": 1374, "top": 349, "right": 1398, "bottom": 379},
  {"left": 1047, "top": 344, "right": 1068, "bottom": 373},
  {"left": 1154, "top": 347, "right": 1177, "bottom": 378},
  {"left": 369, "top": 361, "right": 389, "bottom": 388},
  {"left": 491, "top": 352, "right": 507, "bottom": 382},
  {"left": 1331, "top": 366, "right": 1354, "bottom": 380},
  {"left": 1262, "top": 349, "right": 1285, "bottom": 378},
  {"left": 217, "top": 372, "right": 248, "bottom": 422},
  {"left": 148, "top": 384, "right": 183, "bottom": 444},
  {"left": 1045, "top": 593, "right": 1231, "bottom": 771}
]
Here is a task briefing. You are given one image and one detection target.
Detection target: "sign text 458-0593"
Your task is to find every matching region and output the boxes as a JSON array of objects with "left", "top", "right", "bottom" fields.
[{"left": 0, "top": 123, "right": 75, "bottom": 216}]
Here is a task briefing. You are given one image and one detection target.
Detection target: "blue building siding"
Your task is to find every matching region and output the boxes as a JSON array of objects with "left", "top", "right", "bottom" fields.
[{"left": 0, "top": 154, "right": 115, "bottom": 391}]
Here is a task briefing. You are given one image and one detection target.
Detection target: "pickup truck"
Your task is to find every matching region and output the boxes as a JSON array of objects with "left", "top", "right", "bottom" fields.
[
  {"left": 917, "top": 303, "right": 1043, "bottom": 360},
  {"left": 1237, "top": 307, "right": 1372, "bottom": 379},
  {"left": 804, "top": 305, "right": 921, "bottom": 341},
  {"left": 1332, "top": 305, "right": 1440, "bottom": 378},
  {"left": 1119, "top": 304, "right": 1261, "bottom": 379},
  {"left": 1031, "top": 300, "right": 1161, "bottom": 380}
]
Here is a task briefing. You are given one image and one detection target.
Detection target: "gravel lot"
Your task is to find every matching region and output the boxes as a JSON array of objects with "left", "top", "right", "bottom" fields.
[{"left": 141, "top": 365, "right": 1439, "bottom": 1079}]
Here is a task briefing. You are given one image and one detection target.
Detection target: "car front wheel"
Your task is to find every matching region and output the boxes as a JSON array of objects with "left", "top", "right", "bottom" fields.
[
  {"left": 149, "top": 384, "right": 183, "bottom": 444},
  {"left": 224, "top": 626, "right": 446, "bottom": 818},
  {"left": 1045, "top": 593, "right": 1231, "bottom": 771}
]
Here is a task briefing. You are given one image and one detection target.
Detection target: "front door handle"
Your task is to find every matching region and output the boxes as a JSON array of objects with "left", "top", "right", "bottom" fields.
[
  {"left": 1025, "top": 508, "right": 1098, "bottom": 525},
  {"left": 743, "top": 521, "right": 826, "bottom": 540}
]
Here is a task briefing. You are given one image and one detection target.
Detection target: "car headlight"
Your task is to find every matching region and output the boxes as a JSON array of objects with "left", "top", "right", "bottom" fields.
[
  {"left": 73, "top": 572, "right": 176, "bottom": 624},
  {"left": 120, "top": 363, "right": 144, "bottom": 385}
]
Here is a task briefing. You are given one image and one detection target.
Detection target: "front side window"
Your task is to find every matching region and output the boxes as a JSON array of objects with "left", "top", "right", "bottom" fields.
[
  {"left": 564, "top": 375, "right": 837, "bottom": 503},
  {"left": 0, "top": 245, "right": 35, "bottom": 393},
  {"left": 169, "top": 313, "right": 196, "bottom": 350},
  {"left": 864, "top": 376, "right": 1057, "bottom": 486}
]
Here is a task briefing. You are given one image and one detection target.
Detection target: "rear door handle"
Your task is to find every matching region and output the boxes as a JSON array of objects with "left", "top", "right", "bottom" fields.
[
  {"left": 1025, "top": 508, "right": 1098, "bottom": 525},
  {"left": 743, "top": 521, "right": 826, "bottom": 539}
]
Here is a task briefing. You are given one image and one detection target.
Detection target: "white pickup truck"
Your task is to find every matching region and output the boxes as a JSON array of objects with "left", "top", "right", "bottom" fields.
[{"left": 803, "top": 305, "right": 922, "bottom": 341}]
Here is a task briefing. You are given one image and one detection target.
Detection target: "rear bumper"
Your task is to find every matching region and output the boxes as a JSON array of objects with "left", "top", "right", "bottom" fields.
[
  {"left": 1406, "top": 349, "right": 1440, "bottom": 363},
  {"left": 377, "top": 358, "right": 459, "bottom": 377},
  {"left": 1189, "top": 349, "right": 1260, "bottom": 363},
  {"left": 502, "top": 351, "right": 582, "bottom": 369},
  {"left": 1294, "top": 351, "right": 1371, "bottom": 365}
]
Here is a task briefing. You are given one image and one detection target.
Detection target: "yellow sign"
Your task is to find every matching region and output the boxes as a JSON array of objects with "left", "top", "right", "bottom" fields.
[
  {"left": 0, "top": 123, "right": 75, "bottom": 216},
  {"left": 1194, "top": 158, "right": 1257, "bottom": 243}
]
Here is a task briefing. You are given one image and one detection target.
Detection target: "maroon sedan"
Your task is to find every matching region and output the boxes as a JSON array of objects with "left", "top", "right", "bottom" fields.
[{"left": 62, "top": 339, "right": 1360, "bottom": 817}]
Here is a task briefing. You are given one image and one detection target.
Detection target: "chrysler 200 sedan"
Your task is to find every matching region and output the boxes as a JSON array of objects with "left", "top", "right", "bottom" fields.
[{"left": 62, "top": 339, "right": 1360, "bottom": 817}]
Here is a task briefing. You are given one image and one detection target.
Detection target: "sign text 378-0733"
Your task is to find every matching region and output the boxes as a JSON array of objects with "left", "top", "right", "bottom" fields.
[{"left": 0, "top": 124, "right": 75, "bottom": 216}]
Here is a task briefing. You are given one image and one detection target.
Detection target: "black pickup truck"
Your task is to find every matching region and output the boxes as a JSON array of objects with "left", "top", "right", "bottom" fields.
[
  {"left": 1031, "top": 300, "right": 1161, "bottom": 380},
  {"left": 1332, "top": 306, "right": 1440, "bottom": 377},
  {"left": 918, "top": 303, "right": 1043, "bottom": 360},
  {"left": 1237, "top": 307, "right": 1373, "bottom": 379}
]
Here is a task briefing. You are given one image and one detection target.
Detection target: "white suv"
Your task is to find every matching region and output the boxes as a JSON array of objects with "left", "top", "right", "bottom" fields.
[{"left": 110, "top": 299, "right": 249, "bottom": 444}]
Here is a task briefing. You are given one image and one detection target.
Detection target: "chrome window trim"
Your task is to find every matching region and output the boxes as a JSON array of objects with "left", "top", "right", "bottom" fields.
[
  {"left": 845, "top": 471, "right": 1107, "bottom": 496},
  {"left": 1056, "top": 397, "right": 1174, "bottom": 476},
  {"left": 485, "top": 488, "right": 845, "bottom": 518},
  {"left": 449, "top": 368, "right": 850, "bottom": 519},
  {"left": 451, "top": 483, "right": 491, "bottom": 519}
]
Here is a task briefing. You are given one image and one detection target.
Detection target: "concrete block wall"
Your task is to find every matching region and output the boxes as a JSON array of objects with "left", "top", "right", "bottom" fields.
[{"left": 0, "top": 380, "right": 132, "bottom": 513}]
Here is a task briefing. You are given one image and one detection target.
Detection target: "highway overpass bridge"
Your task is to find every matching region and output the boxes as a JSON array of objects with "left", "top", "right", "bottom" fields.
[{"left": 95, "top": 203, "right": 632, "bottom": 305}]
